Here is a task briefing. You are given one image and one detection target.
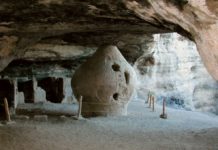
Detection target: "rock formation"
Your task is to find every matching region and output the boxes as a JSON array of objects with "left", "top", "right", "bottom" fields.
[
  {"left": 0, "top": 0, "right": 218, "bottom": 117},
  {"left": 135, "top": 33, "right": 218, "bottom": 114},
  {"left": 72, "top": 46, "right": 136, "bottom": 117},
  {"left": 125, "top": 0, "right": 218, "bottom": 80},
  {"left": 0, "top": 0, "right": 217, "bottom": 81}
]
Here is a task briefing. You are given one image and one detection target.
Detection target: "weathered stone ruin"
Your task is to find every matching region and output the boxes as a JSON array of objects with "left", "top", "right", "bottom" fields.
[{"left": 72, "top": 46, "right": 136, "bottom": 117}]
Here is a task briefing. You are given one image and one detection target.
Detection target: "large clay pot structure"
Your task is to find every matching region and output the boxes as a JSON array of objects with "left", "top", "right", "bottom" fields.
[{"left": 71, "top": 45, "right": 135, "bottom": 117}]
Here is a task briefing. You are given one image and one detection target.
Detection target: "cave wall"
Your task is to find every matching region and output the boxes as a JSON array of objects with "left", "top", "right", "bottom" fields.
[
  {"left": 135, "top": 33, "right": 218, "bottom": 114},
  {"left": 0, "top": 0, "right": 217, "bottom": 81},
  {"left": 0, "top": 0, "right": 217, "bottom": 116},
  {"left": 125, "top": 0, "right": 218, "bottom": 80}
]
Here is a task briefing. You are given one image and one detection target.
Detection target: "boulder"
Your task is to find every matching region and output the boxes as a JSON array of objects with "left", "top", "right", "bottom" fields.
[{"left": 72, "top": 46, "right": 136, "bottom": 117}]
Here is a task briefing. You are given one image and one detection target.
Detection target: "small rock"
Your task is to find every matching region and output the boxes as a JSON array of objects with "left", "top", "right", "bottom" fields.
[
  {"left": 59, "top": 115, "right": 68, "bottom": 121},
  {"left": 1, "top": 121, "right": 16, "bottom": 125},
  {"left": 72, "top": 46, "right": 136, "bottom": 117},
  {"left": 34, "top": 115, "right": 48, "bottom": 121},
  {"left": 71, "top": 115, "right": 86, "bottom": 120},
  {"left": 14, "top": 115, "right": 30, "bottom": 120}
]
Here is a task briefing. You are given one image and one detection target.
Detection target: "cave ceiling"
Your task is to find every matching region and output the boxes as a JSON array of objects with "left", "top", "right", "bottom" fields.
[{"left": 0, "top": 0, "right": 218, "bottom": 80}]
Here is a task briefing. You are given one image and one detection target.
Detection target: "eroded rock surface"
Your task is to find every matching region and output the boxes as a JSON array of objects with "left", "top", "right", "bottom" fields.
[
  {"left": 72, "top": 46, "right": 136, "bottom": 117},
  {"left": 0, "top": 0, "right": 217, "bottom": 81},
  {"left": 125, "top": 0, "right": 218, "bottom": 80}
]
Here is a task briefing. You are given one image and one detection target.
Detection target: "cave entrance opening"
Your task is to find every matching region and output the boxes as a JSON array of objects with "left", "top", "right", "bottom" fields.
[
  {"left": 0, "top": 79, "right": 14, "bottom": 120},
  {"left": 38, "top": 77, "right": 64, "bottom": 103},
  {"left": 18, "top": 80, "right": 34, "bottom": 103}
]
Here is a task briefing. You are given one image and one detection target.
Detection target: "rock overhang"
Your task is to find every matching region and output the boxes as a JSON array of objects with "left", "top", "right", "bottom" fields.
[{"left": 0, "top": 0, "right": 217, "bottom": 80}]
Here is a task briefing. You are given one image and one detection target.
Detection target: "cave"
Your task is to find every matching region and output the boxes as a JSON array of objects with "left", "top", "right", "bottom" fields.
[
  {"left": 38, "top": 77, "right": 64, "bottom": 103},
  {"left": 18, "top": 80, "right": 34, "bottom": 103},
  {"left": 0, "top": 0, "right": 218, "bottom": 150},
  {"left": 0, "top": 79, "right": 14, "bottom": 120}
]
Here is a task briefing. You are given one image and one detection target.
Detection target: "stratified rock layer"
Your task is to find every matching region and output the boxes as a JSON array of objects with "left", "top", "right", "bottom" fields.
[
  {"left": 72, "top": 46, "right": 135, "bottom": 117},
  {"left": 0, "top": 0, "right": 217, "bottom": 81}
]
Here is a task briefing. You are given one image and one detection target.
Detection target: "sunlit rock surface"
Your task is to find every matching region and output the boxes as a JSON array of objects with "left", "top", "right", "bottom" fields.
[
  {"left": 135, "top": 33, "right": 218, "bottom": 114},
  {"left": 125, "top": 0, "right": 218, "bottom": 80}
]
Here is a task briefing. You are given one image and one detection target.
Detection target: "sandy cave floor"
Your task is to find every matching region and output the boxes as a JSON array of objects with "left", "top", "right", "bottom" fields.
[{"left": 0, "top": 100, "right": 218, "bottom": 150}]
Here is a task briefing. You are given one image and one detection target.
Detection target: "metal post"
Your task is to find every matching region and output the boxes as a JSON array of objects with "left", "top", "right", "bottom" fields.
[
  {"left": 160, "top": 97, "right": 167, "bottom": 119},
  {"left": 163, "top": 98, "right": 165, "bottom": 115}
]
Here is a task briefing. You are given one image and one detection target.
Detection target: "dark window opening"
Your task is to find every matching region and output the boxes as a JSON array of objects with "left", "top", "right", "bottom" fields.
[
  {"left": 124, "top": 71, "right": 130, "bottom": 85},
  {"left": 18, "top": 80, "right": 34, "bottom": 103},
  {"left": 0, "top": 79, "right": 14, "bottom": 120},
  {"left": 112, "top": 63, "right": 120, "bottom": 72},
  {"left": 38, "top": 77, "right": 64, "bottom": 103},
  {"left": 113, "top": 93, "right": 119, "bottom": 101}
]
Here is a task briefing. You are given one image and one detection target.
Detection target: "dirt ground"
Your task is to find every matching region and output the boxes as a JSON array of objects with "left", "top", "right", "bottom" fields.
[{"left": 0, "top": 100, "right": 218, "bottom": 150}]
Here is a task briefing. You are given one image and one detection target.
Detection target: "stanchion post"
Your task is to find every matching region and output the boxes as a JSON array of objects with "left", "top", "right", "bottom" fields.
[
  {"left": 148, "top": 94, "right": 152, "bottom": 108},
  {"left": 77, "top": 95, "right": 83, "bottom": 119},
  {"left": 4, "top": 97, "right": 11, "bottom": 122},
  {"left": 146, "top": 91, "right": 150, "bottom": 104},
  {"left": 160, "top": 97, "right": 167, "bottom": 119},
  {"left": 152, "top": 96, "right": 155, "bottom": 112}
]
